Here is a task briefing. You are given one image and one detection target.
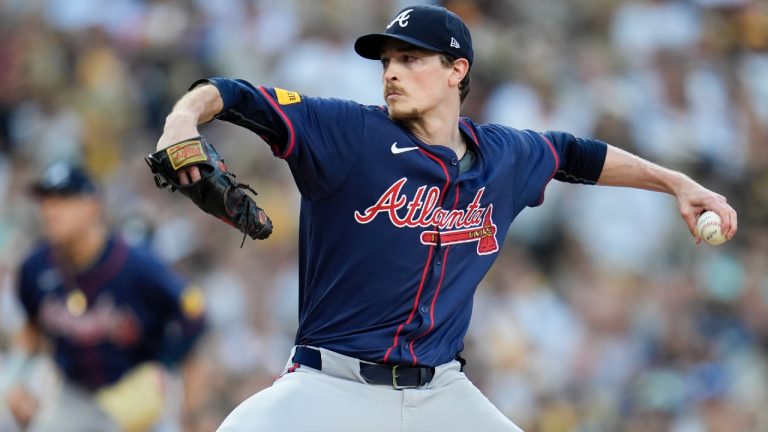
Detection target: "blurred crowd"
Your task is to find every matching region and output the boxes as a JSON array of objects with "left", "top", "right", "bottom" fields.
[{"left": 0, "top": 0, "right": 767, "bottom": 431}]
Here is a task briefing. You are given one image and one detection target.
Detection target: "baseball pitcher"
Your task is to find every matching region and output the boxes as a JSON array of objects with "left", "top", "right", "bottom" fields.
[{"left": 149, "top": 5, "right": 737, "bottom": 431}]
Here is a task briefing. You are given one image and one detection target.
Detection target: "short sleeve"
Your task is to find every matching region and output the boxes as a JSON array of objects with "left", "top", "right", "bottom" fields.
[
  {"left": 204, "top": 78, "right": 366, "bottom": 201},
  {"left": 541, "top": 131, "right": 607, "bottom": 185},
  {"left": 133, "top": 250, "right": 198, "bottom": 319},
  {"left": 487, "top": 127, "right": 559, "bottom": 210},
  {"left": 132, "top": 249, "right": 205, "bottom": 364}
]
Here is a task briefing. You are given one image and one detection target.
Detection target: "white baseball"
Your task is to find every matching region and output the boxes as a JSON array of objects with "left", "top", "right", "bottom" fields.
[{"left": 696, "top": 210, "right": 727, "bottom": 245}]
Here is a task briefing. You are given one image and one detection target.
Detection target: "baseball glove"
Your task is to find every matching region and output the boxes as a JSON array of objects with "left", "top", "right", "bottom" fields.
[
  {"left": 145, "top": 136, "right": 273, "bottom": 244},
  {"left": 95, "top": 362, "right": 165, "bottom": 432}
]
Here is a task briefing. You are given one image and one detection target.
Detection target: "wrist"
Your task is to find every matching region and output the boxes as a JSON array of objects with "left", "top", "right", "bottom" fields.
[
  {"left": 665, "top": 170, "right": 694, "bottom": 197},
  {"left": 159, "top": 112, "right": 201, "bottom": 150}
]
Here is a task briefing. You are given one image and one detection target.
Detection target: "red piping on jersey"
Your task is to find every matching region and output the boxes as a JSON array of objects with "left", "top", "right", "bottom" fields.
[
  {"left": 460, "top": 119, "right": 478, "bottom": 145},
  {"left": 409, "top": 183, "right": 461, "bottom": 364},
  {"left": 409, "top": 247, "right": 449, "bottom": 365},
  {"left": 408, "top": 342, "right": 418, "bottom": 365},
  {"left": 419, "top": 150, "right": 451, "bottom": 199},
  {"left": 383, "top": 245, "right": 434, "bottom": 363},
  {"left": 55, "top": 244, "right": 122, "bottom": 389},
  {"left": 62, "top": 237, "right": 129, "bottom": 297},
  {"left": 79, "top": 346, "right": 105, "bottom": 391},
  {"left": 536, "top": 134, "right": 560, "bottom": 206},
  {"left": 383, "top": 149, "right": 452, "bottom": 364},
  {"left": 84, "top": 240, "right": 128, "bottom": 290},
  {"left": 257, "top": 86, "right": 296, "bottom": 159}
]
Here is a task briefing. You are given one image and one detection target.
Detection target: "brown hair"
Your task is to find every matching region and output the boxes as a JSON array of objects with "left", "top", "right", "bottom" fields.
[{"left": 440, "top": 54, "right": 471, "bottom": 104}]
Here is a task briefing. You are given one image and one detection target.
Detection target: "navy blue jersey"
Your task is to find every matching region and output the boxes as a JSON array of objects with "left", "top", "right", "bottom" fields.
[
  {"left": 205, "top": 77, "right": 606, "bottom": 367},
  {"left": 17, "top": 235, "right": 205, "bottom": 391}
]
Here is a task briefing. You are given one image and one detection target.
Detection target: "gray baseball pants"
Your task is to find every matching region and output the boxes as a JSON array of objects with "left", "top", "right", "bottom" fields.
[
  {"left": 27, "top": 381, "right": 119, "bottom": 432},
  {"left": 217, "top": 346, "right": 523, "bottom": 432}
]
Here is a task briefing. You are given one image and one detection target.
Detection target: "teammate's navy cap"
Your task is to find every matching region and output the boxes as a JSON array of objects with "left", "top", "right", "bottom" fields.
[
  {"left": 31, "top": 161, "right": 98, "bottom": 197},
  {"left": 355, "top": 5, "right": 473, "bottom": 67}
]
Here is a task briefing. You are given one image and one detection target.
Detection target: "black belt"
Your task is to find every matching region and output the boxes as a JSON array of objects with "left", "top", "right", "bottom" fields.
[{"left": 291, "top": 346, "right": 435, "bottom": 390}]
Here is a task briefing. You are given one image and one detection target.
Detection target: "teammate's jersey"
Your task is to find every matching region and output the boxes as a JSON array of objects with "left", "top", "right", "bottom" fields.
[
  {"left": 17, "top": 235, "right": 205, "bottom": 391},
  {"left": 203, "top": 77, "right": 607, "bottom": 367}
]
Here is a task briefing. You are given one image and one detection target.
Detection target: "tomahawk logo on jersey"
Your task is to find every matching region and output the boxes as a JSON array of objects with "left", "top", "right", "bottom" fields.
[{"left": 199, "top": 77, "right": 606, "bottom": 367}]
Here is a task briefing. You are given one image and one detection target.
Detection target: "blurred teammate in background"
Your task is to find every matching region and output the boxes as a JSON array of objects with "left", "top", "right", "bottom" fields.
[{"left": 0, "top": 161, "right": 206, "bottom": 432}]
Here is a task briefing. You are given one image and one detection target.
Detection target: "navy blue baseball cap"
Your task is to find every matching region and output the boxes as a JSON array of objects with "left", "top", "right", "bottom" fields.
[
  {"left": 355, "top": 5, "right": 474, "bottom": 67},
  {"left": 31, "top": 161, "right": 98, "bottom": 197}
]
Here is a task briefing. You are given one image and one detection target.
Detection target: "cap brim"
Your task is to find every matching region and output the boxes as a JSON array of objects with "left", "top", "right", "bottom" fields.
[
  {"left": 29, "top": 183, "right": 97, "bottom": 197},
  {"left": 30, "top": 185, "right": 75, "bottom": 197},
  {"left": 354, "top": 33, "right": 444, "bottom": 60}
]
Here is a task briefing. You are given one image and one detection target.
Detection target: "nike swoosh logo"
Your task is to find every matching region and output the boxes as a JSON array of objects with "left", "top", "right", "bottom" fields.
[{"left": 390, "top": 142, "right": 418, "bottom": 154}]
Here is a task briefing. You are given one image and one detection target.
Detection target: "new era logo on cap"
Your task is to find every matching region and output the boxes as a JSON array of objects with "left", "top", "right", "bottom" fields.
[{"left": 355, "top": 5, "right": 474, "bottom": 67}]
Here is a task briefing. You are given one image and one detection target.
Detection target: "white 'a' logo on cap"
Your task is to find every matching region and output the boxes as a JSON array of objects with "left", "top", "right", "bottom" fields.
[
  {"left": 387, "top": 9, "right": 413, "bottom": 29},
  {"left": 450, "top": 37, "right": 461, "bottom": 48}
]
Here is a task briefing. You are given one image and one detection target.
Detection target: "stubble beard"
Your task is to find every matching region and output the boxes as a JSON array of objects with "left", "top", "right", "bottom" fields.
[
  {"left": 388, "top": 106, "right": 422, "bottom": 126},
  {"left": 385, "top": 83, "right": 423, "bottom": 125}
]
